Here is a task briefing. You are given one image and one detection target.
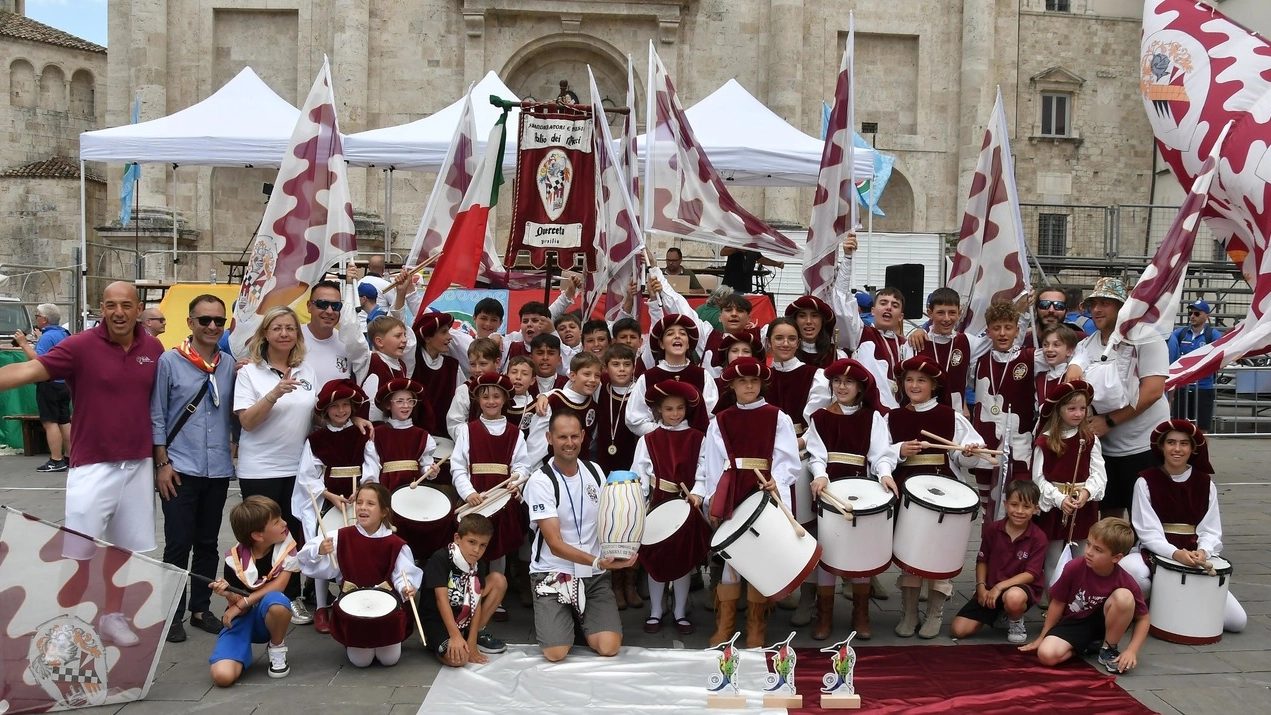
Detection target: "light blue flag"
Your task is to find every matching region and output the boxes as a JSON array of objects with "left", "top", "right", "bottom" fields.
[
  {"left": 852, "top": 131, "right": 894, "bottom": 217},
  {"left": 119, "top": 95, "right": 140, "bottom": 226}
]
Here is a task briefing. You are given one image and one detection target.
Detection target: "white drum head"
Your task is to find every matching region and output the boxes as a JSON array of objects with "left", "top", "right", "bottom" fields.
[
  {"left": 642, "top": 500, "right": 691, "bottom": 546},
  {"left": 710, "top": 491, "right": 768, "bottom": 548},
  {"left": 826, "top": 479, "right": 894, "bottom": 514},
  {"left": 338, "top": 589, "right": 397, "bottom": 618},
  {"left": 321, "top": 506, "right": 351, "bottom": 534},
  {"left": 473, "top": 492, "right": 513, "bottom": 517},
  {"left": 904, "top": 475, "right": 978, "bottom": 511},
  {"left": 1156, "top": 554, "right": 1232, "bottom": 575},
  {"left": 393, "top": 487, "right": 452, "bottom": 522},
  {"left": 433, "top": 438, "right": 455, "bottom": 460}
]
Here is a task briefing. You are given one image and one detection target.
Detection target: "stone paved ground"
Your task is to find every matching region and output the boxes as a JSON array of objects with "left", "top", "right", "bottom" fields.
[{"left": 2, "top": 441, "right": 1269, "bottom": 715}]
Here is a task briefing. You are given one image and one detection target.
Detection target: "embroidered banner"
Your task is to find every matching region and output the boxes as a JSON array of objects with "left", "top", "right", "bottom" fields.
[{"left": 507, "top": 108, "right": 597, "bottom": 271}]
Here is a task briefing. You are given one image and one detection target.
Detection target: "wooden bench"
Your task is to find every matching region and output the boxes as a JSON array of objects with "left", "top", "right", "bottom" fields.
[{"left": 3, "top": 414, "right": 47, "bottom": 456}]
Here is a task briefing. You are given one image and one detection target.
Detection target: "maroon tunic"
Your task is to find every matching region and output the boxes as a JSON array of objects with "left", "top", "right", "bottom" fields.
[
  {"left": 888, "top": 405, "right": 958, "bottom": 486},
  {"left": 332, "top": 527, "right": 409, "bottom": 649},
  {"left": 308, "top": 427, "right": 371, "bottom": 501},
  {"left": 1139, "top": 466, "right": 1211, "bottom": 552},
  {"left": 645, "top": 427, "right": 707, "bottom": 509},
  {"left": 712, "top": 376, "right": 735, "bottom": 415},
  {"left": 809, "top": 408, "right": 874, "bottom": 480},
  {"left": 506, "top": 340, "right": 531, "bottom": 365},
  {"left": 1035, "top": 371, "right": 1064, "bottom": 406},
  {"left": 595, "top": 380, "right": 639, "bottom": 473},
  {"left": 920, "top": 334, "right": 972, "bottom": 409},
  {"left": 530, "top": 373, "right": 569, "bottom": 398},
  {"left": 769, "top": 363, "right": 819, "bottom": 435},
  {"left": 466, "top": 422, "right": 526, "bottom": 561},
  {"left": 710, "top": 404, "right": 780, "bottom": 519},
  {"left": 795, "top": 347, "right": 835, "bottom": 369},
  {"left": 411, "top": 352, "right": 460, "bottom": 437},
  {"left": 1034, "top": 433, "right": 1098, "bottom": 541},
  {"left": 506, "top": 395, "right": 533, "bottom": 439},
  {"left": 641, "top": 426, "right": 711, "bottom": 582},
  {"left": 972, "top": 349, "right": 1036, "bottom": 476},
  {"left": 363, "top": 352, "right": 407, "bottom": 393},
  {"left": 374, "top": 423, "right": 432, "bottom": 492},
  {"left": 643, "top": 364, "right": 710, "bottom": 433}
]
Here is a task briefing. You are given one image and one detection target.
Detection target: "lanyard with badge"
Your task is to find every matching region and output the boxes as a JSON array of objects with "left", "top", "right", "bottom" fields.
[{"left": 552, "top": 460, "right": 585, "bottom": 546}]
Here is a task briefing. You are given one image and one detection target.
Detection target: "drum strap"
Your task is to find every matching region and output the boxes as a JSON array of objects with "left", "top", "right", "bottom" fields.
[{"left": 656, "top": 478, "right": 682, "bottom": 494}]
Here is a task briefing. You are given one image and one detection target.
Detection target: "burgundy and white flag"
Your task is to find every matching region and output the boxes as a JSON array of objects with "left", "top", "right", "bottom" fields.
[
  {"left": 1141, "top": 0, "right": 1271, "bottom": 386},
  {"left": 408, "top": 88, "right": 478, "bottom": 268},
  {"left": 0, "top": 507, "right": 186, "bottom": 713},
  {"left": 231, "top": 56, "right": 356, "bottom": 358},
  {"left": 608, "top": 55, "right": 644, "bottom": 321},
  {"left": 1110, "top": 121, "right": 1230, "bottom": 353},
  {"left": 643, "top": 43, "right": 799, "bottom": 256},
  {"left": 805, "top": 14, "right": 858, "bottom": 301},
  {"left": 947, "top": 88, "right": 1031, "bottom": 337}
]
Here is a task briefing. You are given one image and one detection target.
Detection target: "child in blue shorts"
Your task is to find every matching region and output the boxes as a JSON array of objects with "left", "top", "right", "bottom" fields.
[{"left": 208, "top": 495, "right": 298, "bottom": 686}]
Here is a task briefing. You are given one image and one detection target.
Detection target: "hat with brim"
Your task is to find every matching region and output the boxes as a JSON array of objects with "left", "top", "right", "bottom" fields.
[
  {"left": 1083, "top": 277, "right": 1128, "bottom": 307},
  {"left": 824, "top": 357, "right": 885, "bottom": 413},
  {"left": 646, "top": 379, "right": 701, "bottom": 417},
  {"left": 651, "top": 314, "right": 700, "bottom": 356},
  {"left": 1150, "top": 419, "right": 1214, "bottom": 474},
  {"left": 898, "top": 355, "right": 944, "bottom": 390},
  {"left": 413, "top": 311, "right": 453, "bottom": 339},
  {"left": 1038, "top": 380, "right": 1094, "bottom": 423},
  {"left": 316, "top": 378, "right": 367, "bottom": 413},
  {"left": 470, "top": 372, "right": 514, "bottom": 398},
  {"left": 376, "top": 377, "right": 424, "bottom": 410},
  {"left": 785, "top": 295, "right": 837, "bottom": 331},
  {"left": 714, "top": 328, "right": 765, "bottom": 367},
  {"left": 1188, "top": 299, "right": 1212, "bottom": 314},
  {"left": 721, "top": 356, "right": 771, "bottom": 383}
]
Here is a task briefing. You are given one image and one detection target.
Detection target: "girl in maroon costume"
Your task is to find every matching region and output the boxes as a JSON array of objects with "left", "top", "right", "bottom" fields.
[
  {"left": 711, "top": 329, "right": 763, "bottom": 415},
  {"left": 410, "top": 312, "right": 464, "bottom": 480},
  {"left": 298, "top": 483, "right": 422, "bottom": 667},
  {"left": 785, "top": 295, "right": 844, "bottom": 368},
  {"left": 626, "top": 314, "right": 718, "bottom": 435},
  {"left": 373, "top": 378, "right": 439, "bottom": 492}
]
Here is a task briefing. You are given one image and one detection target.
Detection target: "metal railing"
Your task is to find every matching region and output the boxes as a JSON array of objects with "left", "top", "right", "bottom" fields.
[
  {"left": 1200, "top": 363, "right": 1271, "bottom": 437},
  {"left": 1017, "top": 202, "right": 1225, "bottom": 265}
]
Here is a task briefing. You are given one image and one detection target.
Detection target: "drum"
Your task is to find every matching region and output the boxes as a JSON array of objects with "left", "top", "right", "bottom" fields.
[
  {"left": 891, "top": 475, "right": 978, "bottom": 579},
  {"left": 391, "top": 485, "right": 455, "bottom": 562},
  {"left": 711, "top": 490, "right": 822, "bottom": 601},
  {"left": 793, "top": 456, "right": 815, "bottom": 526},
  {"left": 470, "top": 491, "right": 527, "bottom": 562},
  {"left": 817, "top": 479, "right": 895, "bottom": 578},
  {"left": 640, "top": 499, "right": 711, "bottom": 583},
  {"left": 599, "top": 471, "right": 646, "bottom": 560},
  {"left": 320, "top": 504, "right": 353, "bottom": 537},
  {"left": 433, "top": 437, "right": 455, "bottom": 461},
  {"left": 1148, "top": 554, "right": 1233, "bottom": 645},
  {"left": 331, "top": 586, "right": 409, "bottom": 649}
]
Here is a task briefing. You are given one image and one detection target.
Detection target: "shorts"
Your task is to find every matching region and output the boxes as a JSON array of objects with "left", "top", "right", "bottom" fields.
[
  {"left": 531, "top": 572, "right": 622, "bottom": 648},
  {"left": 62, "top": 459, "right": 157, "bottom": 559},
  {"left": 209, "top": 591, "right": 292, "bottom": 666},
  {"left": 955, "top": 585, "right": 1035, "bottom": 624},
  {"left": 35, "top": 381, "right": 71, "bottom": 424},
  {"left": 1101, "top": 450, "right": 1156, "bottom": 512},
  {"left": 1046, "top": 612, "right": 1107, "bottom": 653},
  {"left": 422, "top": 619, "right": 471, "bottom": 659}
]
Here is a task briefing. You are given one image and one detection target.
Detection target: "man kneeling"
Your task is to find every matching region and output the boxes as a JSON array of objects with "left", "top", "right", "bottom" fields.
[{"left": 525, "top": 411, "right": 638, "bottom": 662}]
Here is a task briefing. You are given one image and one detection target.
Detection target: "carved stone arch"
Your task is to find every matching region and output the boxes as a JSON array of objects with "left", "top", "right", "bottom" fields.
[
  {"left": 502, "top": 34, "right": 636, "bottom": 122},
  {"left": 70, "top": 69, "right": 95, "bottom": 118},
  {"left": 10, "top": 59, "right": 35, "bottom": 108},
  {"left": 39, "top": 63, "right": 66, "bottom": 111}
]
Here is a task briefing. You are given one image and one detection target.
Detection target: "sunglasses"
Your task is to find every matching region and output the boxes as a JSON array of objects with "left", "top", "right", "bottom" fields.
[
  {"left": 312, "top": 299, "right": 343, "bottom": 312},
  {"left": 1189, "top": 310, "right": 1204, "bottom": 316},
  {"left": 193, "top": 316, "right": 227, "bottom": 327},
  {"left": 1037, "top": 299, "right": 1067, "bottom": 311}
]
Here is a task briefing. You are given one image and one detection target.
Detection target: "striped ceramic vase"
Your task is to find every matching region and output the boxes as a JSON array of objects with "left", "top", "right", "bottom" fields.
[{"left": 598, "top": 470, "right": 646, "bottom": 560}]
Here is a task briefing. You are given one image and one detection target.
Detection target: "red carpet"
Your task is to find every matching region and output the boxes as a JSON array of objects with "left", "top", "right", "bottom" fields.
[{"left": 791, "top": 644, "right": 1152, "bottom": 714}]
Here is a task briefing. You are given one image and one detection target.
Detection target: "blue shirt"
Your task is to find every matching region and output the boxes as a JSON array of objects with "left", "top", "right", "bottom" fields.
[
  {"left": 150, "top": 347, "right": 237, "bottom": 478},
  {"left": 1168, "top": 324, "right": 1222, "bottom": 390},
  {"left": 34, "top": 325, "right": 69, "bottom": 383}
]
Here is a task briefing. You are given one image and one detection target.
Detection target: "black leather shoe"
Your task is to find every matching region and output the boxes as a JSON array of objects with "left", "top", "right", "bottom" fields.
[
  {"left": 166, "top": 621, "right": 187, "bottom": 643},
  {"left": 189, "top": 612, "right": 223, "bottom": 634}
]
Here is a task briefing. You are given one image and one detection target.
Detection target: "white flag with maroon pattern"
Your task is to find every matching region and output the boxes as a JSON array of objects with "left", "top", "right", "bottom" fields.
[
  {"left": 804, "top": 14, "right": 858, "bottom": 301},
  {"left": 407, "top": 89, "right": 477, "bottom": 267},
  {"left": 642, "top": 43, "right": 799, "bottom": 257},
  {"left": 947, "top": 88, "right": 1031, "bottom": 337}
]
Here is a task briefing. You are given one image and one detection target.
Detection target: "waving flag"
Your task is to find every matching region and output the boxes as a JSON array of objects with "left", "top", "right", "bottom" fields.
[
  {"left": 643, "top": 43, "right": 798, "bottom": 257},
  {"left": 0, "top": 507, "right": 186, "bottom": 714},
  {"left": 1110, "top": 122, "right": 1230, "bottom": 352},
  {"left": 612, "top": 55, "right": 644, "bottom": 322},
  {"left": 230, "top": 57, "right": 357, "bottom": 358},
  {"left": 1141, "top": 0, "right": 1271, "bottom": 387},
  {"left": 408, "top": 89, "right": 478, "bottom": 268},
  {"left": 947, "top": 88, "right": 1031, "bottom": 337},
  {"left": 118, "top": 95, "right": 140, "bottom": 227},
  {"left": 805, "top": 14, "right": 858, "bottom": 301}
]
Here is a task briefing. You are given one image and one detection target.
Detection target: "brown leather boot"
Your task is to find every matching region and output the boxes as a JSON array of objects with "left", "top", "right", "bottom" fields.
[
  {"left": 710, "top": 583, "right": 742, "bottom": 646},
  {"left": 851, "top": 583, "right": 873, "bottom": 640},
  {"left": 745, "top": 586, "right": 772, "bottom": 648},
  {"left": 812, "top": 586, "right": 836, "bottom": 640}
]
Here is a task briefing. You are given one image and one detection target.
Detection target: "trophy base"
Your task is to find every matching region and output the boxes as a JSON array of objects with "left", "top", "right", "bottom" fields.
[
  {"left": 599, "top": 543, "right": 640, "bottom": 560},
  {"left": 706, "top": 695, "right": 748, "bottom": 709},
  {"left": 821, "top": 692, "right": 862, "bottom": 709},
  {"left": 763, "top": 694, "right": 803, "bottom": 708}
]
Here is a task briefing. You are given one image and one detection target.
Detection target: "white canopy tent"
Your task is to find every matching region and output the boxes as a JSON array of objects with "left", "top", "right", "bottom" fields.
[{"left": 639, "top": 78, "right": 875, "bottom": 187}]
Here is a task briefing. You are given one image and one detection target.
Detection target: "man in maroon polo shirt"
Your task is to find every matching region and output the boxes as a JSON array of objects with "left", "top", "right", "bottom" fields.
[{"left": 0, "top": 281, "right": 164, "bottom": 646}]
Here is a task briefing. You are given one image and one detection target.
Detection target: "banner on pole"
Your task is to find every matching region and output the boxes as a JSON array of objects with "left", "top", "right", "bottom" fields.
[{"left": 506, "top": 108, "right": 597, "bottom": 271}]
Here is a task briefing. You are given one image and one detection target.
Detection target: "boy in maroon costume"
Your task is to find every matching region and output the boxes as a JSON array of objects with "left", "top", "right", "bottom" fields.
[
  {"left": 373, "top": 377, "right": 438, "bottom": 492},
  {"left": 595, "top": 344, "right": 640, "bottom": 474},
  {"left": 411, "top": 312, "right": 464, "bottom": 483},
  {"left": 626, "top": 314, "right": 718, "bottom": 436},
  {"left": 362, "top": 314, "right": 412, "bottom": 422}
]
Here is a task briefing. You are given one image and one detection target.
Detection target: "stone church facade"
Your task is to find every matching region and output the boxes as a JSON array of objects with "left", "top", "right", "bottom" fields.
[{"left": 96, "top": 0, "right": 1225, "bottom": 288}]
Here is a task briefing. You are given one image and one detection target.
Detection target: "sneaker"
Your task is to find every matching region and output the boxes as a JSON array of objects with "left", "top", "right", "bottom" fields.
[
  {"left": 36, "top": 458, "right": 68, "bottom": 473},
  {"left": 1097, "top": 642, "right": 1122, "bottom": 674},
  {"left": 1006, "top": 618, "right": 1027, "bottom": 644},
  {"left": 166, "top": 621, "right": 187, "bottom": 643},
  {"left": 476, "top": 628, "right": 506, "bottom": 654},
  {"left": 289, "top": 599, "right": 313, "bottom": 625},
  {"left": 100, "top": 613, "right": 140, "bottom": 647},
  {"left": 267, "top": 643, "right": 290, "bottom": 678}
]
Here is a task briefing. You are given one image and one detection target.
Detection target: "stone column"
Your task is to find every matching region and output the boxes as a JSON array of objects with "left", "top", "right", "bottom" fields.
[
  {"left": 332, "top": 0, "right": 369, "bottom": 208},
  {"left": 765, "top": 0, "right": 804, "bottom": 225},
  {"left": 463, "top": 11, "right": 487, "bottom": 88},
  {"left": 957, "top": 0, "right": 995, "bottom": 202},
  {"left": 130, "top": 0, "right": 167, "bottom": 207}
]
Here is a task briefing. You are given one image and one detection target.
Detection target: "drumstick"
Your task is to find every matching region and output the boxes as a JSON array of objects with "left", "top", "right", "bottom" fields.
[
  {"left": 754, "top": 469, "right": 806, "bottom": 538},
  {"left": 456, "top": 476, "right": 528, "bottom": 517},
  {"left": 818, "top": 489, "right": 855, "bottom": 521},
  {"left": 402, "top": 575, "right": 428, "bottom": 649},
  {"left": 409, "top": 457, "right": 451, "bottom": 489},
  {"left": 918, "top": 441, "right": 1002, "bottom": 467},
  {"left": 919, "top": 431, "right": 1005, "bottom": 455},
  {"left": 306, "top": 490, "right": 340, "bottom": 571}
]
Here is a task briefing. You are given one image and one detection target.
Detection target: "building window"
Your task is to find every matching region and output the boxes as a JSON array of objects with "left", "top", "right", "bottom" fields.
[
  {"left": 1038, "top": 214, "right": 1068, "bottom": 256},
  {"left": 1040, "top": 93, "right": 1071, "bottom": 137},
  {"left": 1046, "top": 0, "right": 1071, "bottom": 11}
]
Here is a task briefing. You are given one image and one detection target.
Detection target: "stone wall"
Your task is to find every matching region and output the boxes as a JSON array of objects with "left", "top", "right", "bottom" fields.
[{"left": 0, "top": 177, "right": 105, "bottom": 303}]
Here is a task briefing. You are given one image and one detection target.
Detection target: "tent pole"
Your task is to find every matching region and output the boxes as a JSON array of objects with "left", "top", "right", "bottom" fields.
[
  {"left": 384, "top": 167, "right": 393, "bottom": 262},
  {"left": 79, "top": 162, "right": 87, "bottom": 329},
  {"left": 171, "top": 163, "right": 179, "bottom": 280}
]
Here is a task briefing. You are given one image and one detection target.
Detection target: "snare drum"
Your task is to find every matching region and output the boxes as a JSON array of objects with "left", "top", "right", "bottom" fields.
[
  {"left": 331, "top": 586, "right": 409, "bottom": 649},
  {"left": 391, "top": 485, "right": 455, "bottom": 562},
  {"left": 321, "top": 504, "right": 353, "bottom": 538},
  {"left": 640, "top": 499, "right": 711, "bottom": 583},
  {"left": 793, "top": 456, "right": 815, "bottom": 526},
  {"left": 1149, "top": 554, "right": 1233, "bottom": 645},
  {"left": 433, "top": 437, "right": 455, "bottom": 461},
  {"left": 891, "top": 475, "right": 978, "bottom": 579},
  {"left": 711, "top": 491, "right": 822, "bottom": 601},
  {"left": 818, "top": 479, "right": 895, "bottom": 578}
]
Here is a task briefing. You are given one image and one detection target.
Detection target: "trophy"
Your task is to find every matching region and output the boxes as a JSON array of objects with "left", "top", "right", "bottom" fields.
[
  {"left": 705, "top": 632, "right": 746, "bottom": 709},
  {"left": 598, "top": 471, "right": 646, "bottom": 559},
  {"left": 761, "top": 631, "right": 801, "bottom": 708},
  {"left": 819, "top": 631, "right": 861, "bottom": 709}
]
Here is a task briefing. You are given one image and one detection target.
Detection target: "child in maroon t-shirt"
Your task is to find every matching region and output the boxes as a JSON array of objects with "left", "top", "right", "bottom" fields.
[
  {"left": 1020, "top": 517, "right": 1149, "bottom": 674},
  {"left": 951, "top": 480, "right": 1047, "bottom": 644}
]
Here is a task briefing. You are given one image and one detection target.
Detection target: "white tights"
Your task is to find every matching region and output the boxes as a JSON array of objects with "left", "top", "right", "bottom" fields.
[
  {"left": 346, "top": 643, "right": 402, "bottom": 668},
  {"left": 316, "top": 578, "right": 330, "bottom": 609},
  {"left": 648, "top": 574, "right": 692, "bottom": 620},
  {"left": 1119, "top": 556, "right": 1247, "bottom": 633}
]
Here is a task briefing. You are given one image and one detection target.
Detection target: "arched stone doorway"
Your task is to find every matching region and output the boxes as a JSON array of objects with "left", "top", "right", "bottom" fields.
[
  {"left": 502, "top": 35, "right": 635, "bottom": 125},
  {"left": 870, "top": 168, "right": 915, "bottom": 233}
]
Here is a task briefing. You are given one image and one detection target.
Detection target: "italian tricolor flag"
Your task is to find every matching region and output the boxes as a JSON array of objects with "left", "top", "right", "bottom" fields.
[{"left": 418, "top": 109, "right": 509, "bottom": 311}]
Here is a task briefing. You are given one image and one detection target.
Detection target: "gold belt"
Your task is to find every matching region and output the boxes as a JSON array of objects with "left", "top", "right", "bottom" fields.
[
  {"left": 1162, "top": 523, "right": 1197, "bottom": 536},
  {"left": 382, "top": 460, "right": 419, "bottom": 473},
  {"left": 905, "top": 454, "right": 946, "bottom": 467},
  {"left": 793, "top": 423, "right": 806, "bottom": 436},
  {"left": 328, "top": 467, "right": 362, "bottom": 478},
  {"left": 735, "top": 458, "right": 771, "bottom": 470},
  {"left": 656, "top": 478, "right": 682, "bottom": 493},
  {"left": 827, "top": 452, "right": 865, "bottom": 466},
  {"left": 471, "top": 463, "right": 509, "bottom": 476},
  {"left": 1054, "top": 482, "right": 1087, "bottom": 496},
  {"left": 341, "top": 580, "right": 392, "bottom": 594}
]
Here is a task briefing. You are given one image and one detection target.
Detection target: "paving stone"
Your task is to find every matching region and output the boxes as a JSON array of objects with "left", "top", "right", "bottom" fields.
[
  {"left": 1153, "top": 686, "right": 1271, "bottom": 714},
  {"left": 1130, "top": 690, "right": 1185, "bottom": 715}
]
